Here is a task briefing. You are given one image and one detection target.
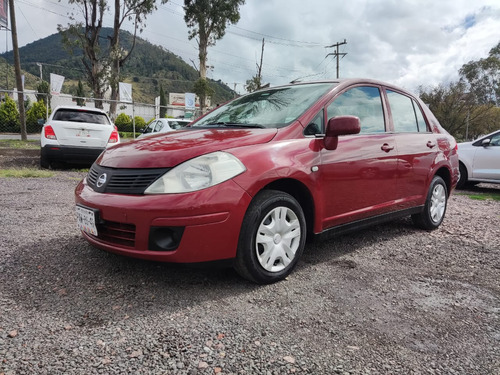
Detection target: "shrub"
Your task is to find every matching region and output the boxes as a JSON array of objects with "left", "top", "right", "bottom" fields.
[
  {"left": 0, "top": 95, "right": 20, "bottom": 132},
  {"left": 115, "top": 113, "right": 132, "bottom": 132},
  {"left": 26, "top": 100, "right": 47, "bottom": 133}
]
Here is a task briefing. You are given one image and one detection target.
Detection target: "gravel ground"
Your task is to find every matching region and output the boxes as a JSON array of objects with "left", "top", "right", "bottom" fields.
[{"left": 0, "top": 169, "right": 499, "bottom": 375}]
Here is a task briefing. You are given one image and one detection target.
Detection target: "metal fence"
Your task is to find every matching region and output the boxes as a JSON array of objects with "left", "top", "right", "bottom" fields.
[{"left": 0, "top": 89, "right": 199, "bottom": 134}]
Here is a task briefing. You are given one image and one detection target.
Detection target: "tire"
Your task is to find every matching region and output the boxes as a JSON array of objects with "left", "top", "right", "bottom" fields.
[
  {"left": 456, "top": 163, "right": 468, "bottom": 189},
  {"left": 412, "top": 175, "right": 448, "bottom": 230},
  {"left": 40, "top": 155, "right": 50, "bottom": 169},
  {"left": 234, "top": 190, "right": 306, "bottom": 284}
]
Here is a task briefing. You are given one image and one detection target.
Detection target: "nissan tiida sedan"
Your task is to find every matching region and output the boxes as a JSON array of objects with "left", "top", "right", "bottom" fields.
[{"left": 75, "top": 79, "right": 459, "bottom": 284}]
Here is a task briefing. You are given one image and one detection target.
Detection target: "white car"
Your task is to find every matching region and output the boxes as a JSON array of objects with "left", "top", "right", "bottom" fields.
[
  {"left": 457, "top": 129, "right": 500, "bottom": 188},
  {"left": 137, "top": 118, "right": 191, "bottom": 138},
  {"left": 40, "top": 106, "right": 120, "bottom": 168}
]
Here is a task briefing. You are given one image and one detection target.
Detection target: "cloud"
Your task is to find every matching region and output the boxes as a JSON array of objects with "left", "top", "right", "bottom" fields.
[{"left": 10, "top": 0, "right": 500, "bottom": 95}]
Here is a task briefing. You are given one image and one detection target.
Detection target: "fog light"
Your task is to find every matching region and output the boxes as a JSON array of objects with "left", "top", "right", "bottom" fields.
[{"left": 149, "top": 227, "right": 184, "bottom": 251}]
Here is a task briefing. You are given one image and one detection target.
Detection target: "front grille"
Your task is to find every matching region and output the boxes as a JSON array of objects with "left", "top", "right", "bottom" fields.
[
  {"left": 87, "top": 163, "right": 170, "bottom": 194},
  {"left": 91, "top": 220, "right": 136, "bottom": 248}
]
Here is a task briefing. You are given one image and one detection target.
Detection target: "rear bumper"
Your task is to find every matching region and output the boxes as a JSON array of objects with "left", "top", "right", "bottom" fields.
[{"left": 41, "top": 145, "right": 105, "bottom": 165}]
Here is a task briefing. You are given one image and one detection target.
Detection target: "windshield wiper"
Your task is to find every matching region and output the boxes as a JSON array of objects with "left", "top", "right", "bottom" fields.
[
  {"left": 224, "top": 123, "right": 266, "bottom": 129},
  {"left": 196, "top": 122, "right": 265, "bottom": 129}
]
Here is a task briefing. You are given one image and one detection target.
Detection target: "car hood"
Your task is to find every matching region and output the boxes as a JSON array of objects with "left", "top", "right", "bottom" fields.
[{"left": 96, "top": 128, "right": 278, "bottom": 168}]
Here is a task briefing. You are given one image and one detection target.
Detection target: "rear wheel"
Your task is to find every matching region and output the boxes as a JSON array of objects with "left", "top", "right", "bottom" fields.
[
  {"left": 234, "top": 190, "right": 306, "bottom": 284},
  {"left": 412, "top": 176, "right": 448, "bottom": 230},
  {"left": 40, "top": 155, "right": 50, "bottom": 169},
  {"left": 456, "top": 163, "right": 468, "bottom": 189}
]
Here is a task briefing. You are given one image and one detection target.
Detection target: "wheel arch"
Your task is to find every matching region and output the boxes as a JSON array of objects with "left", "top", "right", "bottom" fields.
[
  {"left": 261, "top": 178, "right": 315, "bottom": 238},
  {"left": 434, "top": 166, "right": 452, "bottom": 196}
]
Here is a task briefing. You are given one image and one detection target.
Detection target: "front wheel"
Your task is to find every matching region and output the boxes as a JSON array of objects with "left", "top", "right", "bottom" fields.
[
  {"left": 234, "top": 190, "right": 306, "bottom": 284},
  {"left": 412, "top": 175, "right": 448, "bottom": 230}
]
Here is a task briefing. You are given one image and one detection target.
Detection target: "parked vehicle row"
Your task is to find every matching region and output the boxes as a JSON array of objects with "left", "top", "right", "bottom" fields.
[
  {"left": 74, "top": 79, "right": 459, "bottom": 284},
  {"left": 40, "top": 107, "right": 191, "bottom": 168},
  {"left": 457, "top": 130, "right": 500, "bottom": 188}
]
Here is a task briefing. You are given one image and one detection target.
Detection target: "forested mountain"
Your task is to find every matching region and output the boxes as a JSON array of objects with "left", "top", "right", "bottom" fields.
[{"left": 0, "top": 28, "right": 236, "bottom": 104}]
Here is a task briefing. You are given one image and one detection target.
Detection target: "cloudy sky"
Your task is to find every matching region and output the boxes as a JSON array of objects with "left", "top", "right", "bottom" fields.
[{"left": 9, "top": 0, "right": 500, "bottom": 94}]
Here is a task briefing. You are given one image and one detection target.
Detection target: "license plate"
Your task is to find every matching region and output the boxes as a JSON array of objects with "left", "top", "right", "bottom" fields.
[
  {"left": 76, "top": 129, "right": 91, "bottom": 137},
  {"left": 76, "top": 205, "right": 98, "bottom": 236}
]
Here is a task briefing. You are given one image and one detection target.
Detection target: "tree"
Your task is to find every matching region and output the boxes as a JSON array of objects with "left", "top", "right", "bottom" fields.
[
  {"left": 108, "top": 0, "right": 161, "bottom": 119},
  {"left": 245, "top": 75, "right": 261, "bottom": 93},
  {"left": 36, "top": 81, "right": 51, "bottom": 109},
  {"left": 0, "top": 95, "right": 20, "bottom": 132},
  {"left": 419, "top": 81, "right": 495, "bottom": 141},
  {"left": 26, "top": 101, "right": 47, "bottom": 133},
  {"left": 184, "top": 0, "right": 245, "bottom": 113},
  {"left": 76, "top": 80, "right": 86, "bottom": 106},
  {"left": 459, "top": 41, "right": 500, "bottom": 106},
  {"left": 58, "top": 0, "right": 108, "bottom": 109},
  {"left": 159, "top": 85, "right": 167, "bottom": 118}
]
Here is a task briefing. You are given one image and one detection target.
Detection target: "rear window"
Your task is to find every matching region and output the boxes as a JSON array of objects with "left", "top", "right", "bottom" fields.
[{"left": 53, "top": 109, "right": 110, "bottom": 125}]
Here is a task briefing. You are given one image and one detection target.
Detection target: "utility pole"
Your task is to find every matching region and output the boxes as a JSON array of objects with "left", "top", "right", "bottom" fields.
[
  {"left": 8, "top": 0, "right": 27, "bottom": 140},
  {"left": 257, "top": 38, "right": 264, "bottom": 89},
  {"left": 325, "top": 39, "right": 347, "bottom": 79}
]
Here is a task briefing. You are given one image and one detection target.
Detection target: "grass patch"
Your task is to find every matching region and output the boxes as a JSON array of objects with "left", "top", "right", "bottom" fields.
[
  {"left": 0, "top": 168, "right": 54, "bottom": 178},
  {"left": 0, "top": 139, "right": 40, "bottom": 149},
  {"left": 467, "top": 193, "right": 500, "bottom": 201},
  {"left": 457, "top": 191, "right": 500, "bottom": 201}
]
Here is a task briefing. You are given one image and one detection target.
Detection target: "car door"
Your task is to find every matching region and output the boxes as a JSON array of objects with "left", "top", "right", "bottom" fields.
[
  {"left": 385, "top": 89, "right": 438, "bottom": 207},
  {"left": 319, "top": 85, "right": 399, "bottom": 229},
  {"left": 471, "top": 131, "right": 500, "bottom": 181}
]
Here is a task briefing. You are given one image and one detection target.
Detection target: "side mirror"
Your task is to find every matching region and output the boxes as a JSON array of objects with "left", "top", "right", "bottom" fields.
[
  {"left": 37, "top": 119, "right": 45, "bottom": 126},
  {"left": 324, "top": 115, "right": 361, "bottom": 150},
  {"left": 481, "top": 138, "right": 491, "bottom": 147}
]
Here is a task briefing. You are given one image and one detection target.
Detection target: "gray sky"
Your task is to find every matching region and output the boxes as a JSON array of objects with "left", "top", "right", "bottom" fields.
[{"left": 10, "top": 0, "right": 500, "bottom": 94}]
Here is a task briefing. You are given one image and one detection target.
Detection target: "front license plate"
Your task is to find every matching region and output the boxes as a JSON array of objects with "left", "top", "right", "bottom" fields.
[{"left": 76, "top": 205, "right": 98, "bottom": 236}]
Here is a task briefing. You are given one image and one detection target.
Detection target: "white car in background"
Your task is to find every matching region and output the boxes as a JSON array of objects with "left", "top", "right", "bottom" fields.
[
  {"left": 137, "top": 118, "right": 191, "bottom": 138},
  {"left": 41, "top": 106, "right": 120, "bottom": 168},
  {"left": 457, "top": 129, "right": 500, "bottom": 188}
]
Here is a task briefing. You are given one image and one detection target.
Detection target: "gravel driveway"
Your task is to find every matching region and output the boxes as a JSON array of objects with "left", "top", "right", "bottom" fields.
[{"left": 0, "top": 171, "right": 499, "bottom": 374}]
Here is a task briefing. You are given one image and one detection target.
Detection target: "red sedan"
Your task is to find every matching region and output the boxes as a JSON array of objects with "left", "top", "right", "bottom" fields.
[{"left": 75, "top": 79, "right": 459, "bottom": 284}]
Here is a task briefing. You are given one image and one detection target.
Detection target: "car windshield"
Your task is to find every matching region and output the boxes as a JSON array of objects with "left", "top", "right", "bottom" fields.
[
  {"left": 53, "top": 109, "right": 110, "bottom": 125},
  {"left": 192, "top": 83, "right": 335, "bottom": 129}
]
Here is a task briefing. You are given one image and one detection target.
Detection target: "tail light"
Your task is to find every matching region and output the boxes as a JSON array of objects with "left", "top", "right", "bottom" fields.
[
  {"left": 44, "top": 125, "right": 57, "bottom": 140},
  {"left": 108, "top": 126, "right": 119, "bottom": 144}
]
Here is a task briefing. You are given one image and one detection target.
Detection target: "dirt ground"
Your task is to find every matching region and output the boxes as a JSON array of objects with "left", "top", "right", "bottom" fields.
[{"left": 0, "top": 156, "right": 499, "bottom": 374}]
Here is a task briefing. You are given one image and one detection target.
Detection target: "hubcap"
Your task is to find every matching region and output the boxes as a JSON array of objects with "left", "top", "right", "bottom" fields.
[
  {"left": 255, "top": 206, "right": 301, "bottom": 273},
  {"left": 430, "top": 184, "right": 446, "bottom": 223}
]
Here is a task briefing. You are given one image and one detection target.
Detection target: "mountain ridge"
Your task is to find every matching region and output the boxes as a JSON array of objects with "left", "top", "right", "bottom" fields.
[{"left": 0, "top": 28, "right": 236, "bottom": 104}]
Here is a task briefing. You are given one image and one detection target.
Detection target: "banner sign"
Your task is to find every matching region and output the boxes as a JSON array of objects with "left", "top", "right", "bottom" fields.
[
  {"left": 50, "top": 73, "right": 65, "bottom": 95},
  {"left": 119, "top": 82, "right": 133, "bottom": 103},
  {"left": 0, "top": 0, "right": 7, "bottom": 29},
  {"left": 185, "top": 93, "right": 196, "bottom": 110}
]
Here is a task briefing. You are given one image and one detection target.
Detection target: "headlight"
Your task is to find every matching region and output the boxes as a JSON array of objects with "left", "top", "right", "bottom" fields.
[{"left": 144, "top": 151, "right": 246, "bottom": 194}]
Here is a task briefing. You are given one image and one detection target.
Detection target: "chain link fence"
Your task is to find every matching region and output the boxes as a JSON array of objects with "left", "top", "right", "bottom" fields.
[{"left": 0, "top": 89, "right": 199, "bottom": 135}]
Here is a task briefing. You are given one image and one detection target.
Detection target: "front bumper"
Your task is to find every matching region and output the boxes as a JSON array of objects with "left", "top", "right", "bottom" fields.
[{"left": 75, "top": 178, "right": 252, "bottom": 263}]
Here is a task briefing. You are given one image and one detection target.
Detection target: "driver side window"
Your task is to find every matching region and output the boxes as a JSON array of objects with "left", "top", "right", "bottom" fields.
[{"left": 327, "top": 86, "right": 386, "bottom": 134}]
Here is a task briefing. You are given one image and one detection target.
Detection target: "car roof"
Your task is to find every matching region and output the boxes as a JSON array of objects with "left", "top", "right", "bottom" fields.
[{"left": 52, "top": 105, "right": 109, "bottom": 115}]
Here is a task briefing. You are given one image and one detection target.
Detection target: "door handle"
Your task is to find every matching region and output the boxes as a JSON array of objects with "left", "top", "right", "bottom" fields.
[
  {"left": 426, "top": 141, "right": 436, "bottom": 148},
  {"left": 381, "top": 143, "right": 394, "bottom": 152}
]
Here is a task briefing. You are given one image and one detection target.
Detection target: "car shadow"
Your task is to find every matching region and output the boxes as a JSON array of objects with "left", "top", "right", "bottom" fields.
[{"left": 0, "top": 217, "right": 414, "bottom": 328}]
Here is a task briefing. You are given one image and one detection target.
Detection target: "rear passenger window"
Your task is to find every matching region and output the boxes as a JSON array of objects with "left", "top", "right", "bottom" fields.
[
  {"left": 387, "top": 90, "right": 428, "bottom": 132},
  {"left": 327, "top": 86, "right": 385, "bottom": 134}
]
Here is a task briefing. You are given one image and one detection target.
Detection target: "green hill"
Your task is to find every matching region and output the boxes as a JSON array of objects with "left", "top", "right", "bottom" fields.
[{"left": 0, "top": 28, "right": 236, "bottom": 104}]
